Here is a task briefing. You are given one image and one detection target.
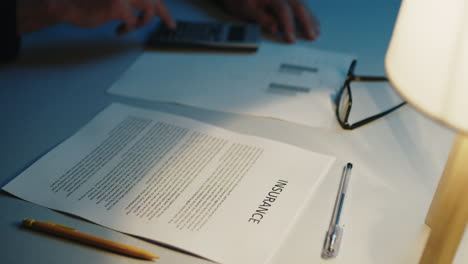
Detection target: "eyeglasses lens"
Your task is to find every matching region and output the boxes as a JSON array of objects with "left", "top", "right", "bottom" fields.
[{"left": 338, "top": 86, "right": 351, "bottom": 124}]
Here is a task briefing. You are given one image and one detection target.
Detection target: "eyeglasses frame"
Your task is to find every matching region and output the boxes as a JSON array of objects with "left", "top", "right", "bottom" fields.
[{"left": 334, "top": 59, "right": 407, "bottom": 130}]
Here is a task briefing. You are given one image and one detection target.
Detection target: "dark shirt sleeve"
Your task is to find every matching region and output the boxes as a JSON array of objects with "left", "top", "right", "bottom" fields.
[{"left": 1, "top": 0, "right": 21, "bottom": 62}]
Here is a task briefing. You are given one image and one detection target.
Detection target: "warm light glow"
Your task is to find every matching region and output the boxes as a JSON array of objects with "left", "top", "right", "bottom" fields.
[{"left": 385, "top": 0, "right": 468, "bottom": 133}]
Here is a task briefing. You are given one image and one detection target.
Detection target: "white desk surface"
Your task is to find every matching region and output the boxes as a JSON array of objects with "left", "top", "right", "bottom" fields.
[{"left": 1, "top": 0, "right": 465, "bottom": 263}]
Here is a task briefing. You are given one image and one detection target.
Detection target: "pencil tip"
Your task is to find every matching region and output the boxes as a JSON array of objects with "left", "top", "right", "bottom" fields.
[{"left": 145, "top": 253, "right": 159, "bottom": 260}]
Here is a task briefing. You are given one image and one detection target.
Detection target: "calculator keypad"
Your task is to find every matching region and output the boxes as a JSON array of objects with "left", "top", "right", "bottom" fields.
[{"left": 151, "top": 21, "right": 224, "bottom": 43}]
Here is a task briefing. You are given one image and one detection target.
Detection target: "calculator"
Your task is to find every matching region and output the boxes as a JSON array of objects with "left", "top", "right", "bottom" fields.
[{"left": 147, "top": 21, "right": 261, "bottom": 51}]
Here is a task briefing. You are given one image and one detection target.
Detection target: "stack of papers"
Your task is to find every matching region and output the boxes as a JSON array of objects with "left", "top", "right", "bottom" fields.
[
  {"left": 108, "top": 43, "right": 354, "bottom": 127},
  {"left": 3, "top": 104, "right": 335, "bottom": 264}
]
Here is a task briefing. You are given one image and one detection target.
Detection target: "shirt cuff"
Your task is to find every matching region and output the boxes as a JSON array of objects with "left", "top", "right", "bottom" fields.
[{"left": 1, "top": 0, "right": 21, "bottom": 62}]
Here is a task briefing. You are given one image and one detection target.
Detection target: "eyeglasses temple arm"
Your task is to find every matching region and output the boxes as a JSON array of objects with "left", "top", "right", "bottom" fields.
[
  {"left": 347, "top": 101, "right": 407, "bottom": 130},
  {"left": 352, "top": 76, "right": 388, "bottom": 82}
]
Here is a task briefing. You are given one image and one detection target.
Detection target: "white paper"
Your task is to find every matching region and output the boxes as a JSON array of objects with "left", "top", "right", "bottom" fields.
[
  {"left": 3, "top": 103, "right": 335, "bottom": 264},
  {"left": 108, "top": 43, "right": 354, "bottom": 127}
]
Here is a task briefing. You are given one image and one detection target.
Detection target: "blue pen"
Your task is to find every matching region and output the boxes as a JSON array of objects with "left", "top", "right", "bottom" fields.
[{"left": 322, "top": 163, "right": 353, "bottom": 259}]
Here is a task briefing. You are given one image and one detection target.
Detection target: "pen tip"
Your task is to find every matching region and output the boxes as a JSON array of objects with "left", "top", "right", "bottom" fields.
[{"left": 347, "top": 163, "right": 353, "bottom": 169}]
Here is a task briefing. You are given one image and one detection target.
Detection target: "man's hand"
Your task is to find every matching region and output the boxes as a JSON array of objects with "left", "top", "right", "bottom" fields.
[
  {"left": 17, "top": 0, "right": 176, "bottom": 35},
  {"left": 57, "top": 0, "right": 176, "bottom": 34},
  {"left": 218, "top": 0, "right": 320, "bottom": 43}
]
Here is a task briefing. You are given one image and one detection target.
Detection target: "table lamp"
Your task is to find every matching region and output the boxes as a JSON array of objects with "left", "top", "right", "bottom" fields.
[{"left": 385, "top": 0, "right": 468, "bottom": 263}]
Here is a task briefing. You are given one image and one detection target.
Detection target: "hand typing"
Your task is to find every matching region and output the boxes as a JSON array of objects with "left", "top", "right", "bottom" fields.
[{"left": 217, "top": 0, "right": 320, "bottom": 43}]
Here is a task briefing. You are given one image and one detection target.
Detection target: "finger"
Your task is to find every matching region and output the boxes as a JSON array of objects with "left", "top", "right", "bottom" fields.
[
  {"left": 257, "top": 11, "right": 279, "bottom": 34},
  {"left": 238, "top": 7, "right": 279, "bottom": 34},
  {"left": 116, "top": 1, "right": 138, "bottom": 34},
  {"left": 288, "top": 0, "right": 319, "bottom": 40},
  {"left": 154, "top": 0, "right": 176, "bottom": 29},
  {"left": 310, "top": 12, "right": 320, "bottom": 36},
  {"left": 269, "top": 0, "right": 296, "bottom": 43},
  {"left": 137, "top": 0, "right": 156, "bottom": 27}
]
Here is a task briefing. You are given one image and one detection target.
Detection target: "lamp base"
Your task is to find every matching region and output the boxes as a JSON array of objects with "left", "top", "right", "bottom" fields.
[{"left": 420, "top": 133, "right": 468, "bottom": 264}]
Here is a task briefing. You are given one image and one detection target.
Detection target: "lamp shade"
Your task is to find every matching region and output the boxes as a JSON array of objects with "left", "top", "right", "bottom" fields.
[{"left": 385, "top": 0, "right": 468, "bottom": 133}]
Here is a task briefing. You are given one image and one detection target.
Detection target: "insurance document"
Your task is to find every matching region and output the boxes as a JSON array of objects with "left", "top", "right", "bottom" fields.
[
  {"left": 3, "top": 103, "right": 335, "bottom": 264},
  {"left": 108, "top": 43, "right": 354, "bottom": 127}
]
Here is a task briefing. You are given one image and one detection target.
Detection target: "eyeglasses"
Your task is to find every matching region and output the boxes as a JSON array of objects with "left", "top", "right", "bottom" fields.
[{"left": 335, "top": 60, "right": 406, "bottom": 130}]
